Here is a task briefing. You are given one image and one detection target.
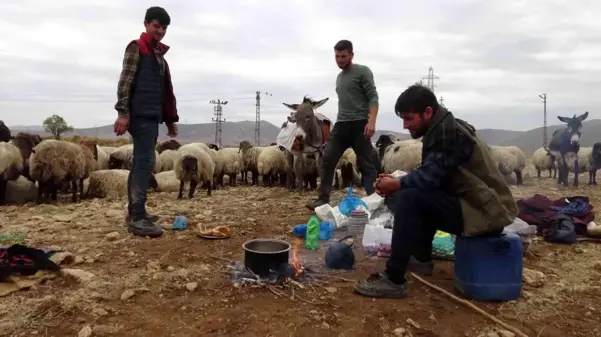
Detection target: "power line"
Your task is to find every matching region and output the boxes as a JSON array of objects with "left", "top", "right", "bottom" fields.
[
  {"left": 210, "top": 99, "right": 228, "bottom": 147},
  {"left": 420, "top": 66, "right": 440, "bottom": 93},
  {"left": 539, "top": 93, "right": 547, "bottom": 148},
  {"left": 255, "top": 91, "right": 272, "bottom": 146},
  {"left": 0, "top": 96, "right": 254, "bottom": 103}
]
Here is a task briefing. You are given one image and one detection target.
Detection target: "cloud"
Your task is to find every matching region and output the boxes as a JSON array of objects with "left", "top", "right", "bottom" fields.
[{"left": 0, "top": 0, "right": 600, "bottom": 134}]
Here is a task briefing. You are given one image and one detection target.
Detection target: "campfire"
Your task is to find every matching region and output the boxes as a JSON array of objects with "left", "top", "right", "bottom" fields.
[
  {"left": 225, "top": 238, "right": 347, "bottom": 304},
  {"left": 228, "top": 239, "right": 315, "bottom": 285}
]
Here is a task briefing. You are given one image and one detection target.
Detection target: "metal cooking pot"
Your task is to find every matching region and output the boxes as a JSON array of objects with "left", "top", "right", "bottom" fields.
[{"left": 243, "top": 239, "right": 291, "bottom": 277}]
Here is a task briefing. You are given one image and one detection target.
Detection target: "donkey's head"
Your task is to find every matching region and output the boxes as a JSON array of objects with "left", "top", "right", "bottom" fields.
[
  {"left": 557, "top": 112, "right": 589, "bottom": 145},
  {"left": 283, "top": 96, "right": 329, "bottom": 134}
]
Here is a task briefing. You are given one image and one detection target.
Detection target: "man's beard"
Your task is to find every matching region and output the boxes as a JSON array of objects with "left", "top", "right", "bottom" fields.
[{"left": 410, "top": 125, "right": 427, "bottom": 139}]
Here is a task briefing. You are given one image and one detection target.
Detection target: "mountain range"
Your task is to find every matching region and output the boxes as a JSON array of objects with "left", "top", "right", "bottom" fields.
[{"left": 9, "top": 119, "right": 601, "bottom": 154}]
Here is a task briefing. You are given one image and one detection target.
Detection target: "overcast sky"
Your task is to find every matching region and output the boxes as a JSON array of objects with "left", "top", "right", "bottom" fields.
[{"left": 0, "top": 0, "right": 599, "bottom": 133}]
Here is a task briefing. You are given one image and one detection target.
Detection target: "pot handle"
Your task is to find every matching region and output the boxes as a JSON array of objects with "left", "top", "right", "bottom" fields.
[{"left": 338, "top": 235, "right": 355, "bottom": 247}]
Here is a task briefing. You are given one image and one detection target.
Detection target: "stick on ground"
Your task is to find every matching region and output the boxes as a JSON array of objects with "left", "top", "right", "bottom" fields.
[{"left": 410, "top": 272, "right": 529, "bottom": 337}]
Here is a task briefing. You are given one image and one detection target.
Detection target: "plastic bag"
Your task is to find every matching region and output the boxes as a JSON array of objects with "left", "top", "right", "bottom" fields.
[
  {"left": 362, "top": 224, "right": 392, "bottom": 255},
  {"left": 338, "top": 186, "right": 368, "bottom": 216},
  {"left": 432, "top": 230, "right": 455, "bottom": 260},
  {"left": 503, "top": 217, "right": 537, "bottom": 252}
]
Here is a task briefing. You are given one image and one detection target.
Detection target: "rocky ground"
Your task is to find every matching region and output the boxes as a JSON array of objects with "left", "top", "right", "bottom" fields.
[{"left": 0, "top": 176, "right": 600, "bottom": 337}]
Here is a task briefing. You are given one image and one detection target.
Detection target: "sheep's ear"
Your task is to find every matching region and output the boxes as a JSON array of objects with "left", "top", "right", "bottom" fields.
[
  {"left": 283, "top": 103, "right": 299, "bottom": 111},
  {"left": 311, "top": 98, "right": 329, "bottom": 109}
]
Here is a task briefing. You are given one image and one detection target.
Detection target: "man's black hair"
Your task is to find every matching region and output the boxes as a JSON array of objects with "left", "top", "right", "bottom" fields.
[
  {"left": 395, "top": 84, "right": 439, "bottom": 117},
  {"left": 145, "top": 6, "right": 171, "bottom": 26},
  {"left": 334, "top": 40, "right": 353, "bottom": 53}
]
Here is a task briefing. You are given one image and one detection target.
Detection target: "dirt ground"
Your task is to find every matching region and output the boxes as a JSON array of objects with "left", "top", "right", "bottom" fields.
[{"left": 1, "top": 171, "right": 601, "bottom": 337}]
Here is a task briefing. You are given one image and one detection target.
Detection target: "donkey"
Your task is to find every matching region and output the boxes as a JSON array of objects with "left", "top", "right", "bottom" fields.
[
  {"left": 589, "top": 142, "right": 601, "bottom": 185},
  {"left": 547, "top": 112, "right": 589, "bottom": 187},
  {"left": 281, "top": 96, "right": 331, "bottom": 190}
]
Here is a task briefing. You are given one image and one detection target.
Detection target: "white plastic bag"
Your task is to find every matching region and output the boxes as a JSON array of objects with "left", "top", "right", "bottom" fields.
[
  {"left": 503, "top": 217, "right": 537, "bottom": 252},
  {"left": 276, "top": 122, "right": 306, "bottom": 152},
  {"left": 362, "top": 224, "right": 392, "bottom": 255}
]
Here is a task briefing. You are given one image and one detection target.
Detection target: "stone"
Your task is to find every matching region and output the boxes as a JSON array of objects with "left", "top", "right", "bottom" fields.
[
  {"left": 120, "top": 289, "right": 135, "bottom": 300},
  {"left": 185, "top": 282, "right": 198, "bottom": 291},
  {"left": 105, "top": 232, "right": 120, "bottom": 241},
  {"left": 78, "top": 325, "right": 92, "bottom": 337},
  {"left": 523, "top": 268, "right": 545, "bottom": 287}
]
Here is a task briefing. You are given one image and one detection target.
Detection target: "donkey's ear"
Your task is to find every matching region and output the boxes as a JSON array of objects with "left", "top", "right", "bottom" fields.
[
  {"left": 283, "top": 103, "right": 299, "bottom": 111},
  {"left": 578, "top": 111, "right": 589, "bottom": 121},
  {"left": 311, "top": 98, "right": 329, "bottom": 109},
  {"left": 557, "top": 116, "right": 571, "bottom": 123}
]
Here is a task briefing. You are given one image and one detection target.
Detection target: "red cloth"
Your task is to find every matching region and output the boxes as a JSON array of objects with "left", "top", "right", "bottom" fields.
[
  {"left": 133, "top": 32, "right": 179, "bottom": 125},
  {"left": 517, "top": 194, "right": 594, "bottom": 235}
]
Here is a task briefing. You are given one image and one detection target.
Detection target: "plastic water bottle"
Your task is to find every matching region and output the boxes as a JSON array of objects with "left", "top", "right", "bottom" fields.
[{"left": 305, "top": 214, "right": 320, "bottom": 250}]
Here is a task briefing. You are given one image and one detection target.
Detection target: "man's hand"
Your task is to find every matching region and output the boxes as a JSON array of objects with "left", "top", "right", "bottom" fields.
[
  {"left": 375, "top": 174, "right": 400, "bottom": 197},
  {"left": 364, "top": 120, "right": 376, "bottom": 138},
  {"left": 167, "top": 123, "right": 178, "bottom": 138},
  {"left": 113, "top": 116, "right": 129, "bottom": 136}
]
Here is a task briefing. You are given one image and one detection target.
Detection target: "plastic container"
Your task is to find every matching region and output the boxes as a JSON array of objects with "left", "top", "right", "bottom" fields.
[
  {"left": 454, "top": 232, "right": 523, "bottom": 301},
  {"left": 305, "top": 215, "right": 320, "bottom": 250},
  {"left": 346, "top": 210, "right": 368, "bottom": 239}
]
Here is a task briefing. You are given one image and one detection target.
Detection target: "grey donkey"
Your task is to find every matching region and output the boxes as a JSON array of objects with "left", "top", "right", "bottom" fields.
[
  {"left": 547, "top": 111, "right": 589, "bottom": 187},
  {"left": 281, "top": 96, "right": 331, "bottom": 190}
]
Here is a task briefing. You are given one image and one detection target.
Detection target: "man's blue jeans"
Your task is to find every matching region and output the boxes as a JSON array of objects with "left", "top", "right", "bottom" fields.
[{"left": 127, "top": 117, "right": 159, "bottom": 221}]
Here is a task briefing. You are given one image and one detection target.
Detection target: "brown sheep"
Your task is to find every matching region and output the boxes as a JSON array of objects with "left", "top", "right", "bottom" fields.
[
  {"left": 10, "top": 132, "right": 41, "bottom": 182},
  {"left": 29, "top": 140, "right": 96, "bottom": 203},
  {"left": 156, "top": 139, "right": 181, "bottom": 154},
  {"left": 0, "top": 121, "right": 12, "bottom": 142}
]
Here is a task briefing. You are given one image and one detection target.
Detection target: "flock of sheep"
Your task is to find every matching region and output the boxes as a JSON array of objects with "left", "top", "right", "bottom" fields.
[{"left": 2, "top": 125, "right": 601, "bottom": 206}]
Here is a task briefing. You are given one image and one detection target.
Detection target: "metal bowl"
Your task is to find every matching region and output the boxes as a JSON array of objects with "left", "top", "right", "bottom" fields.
[
  {"left": 242, "top": 239, "right": 291, "bottom": 277},
  {"left": 242, "top": 239, "right": 291, "bottom": 254}
]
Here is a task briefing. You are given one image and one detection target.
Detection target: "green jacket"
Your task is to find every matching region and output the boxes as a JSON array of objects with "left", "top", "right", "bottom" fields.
[{"left": 452, "top": 121, "right": 518, "bottom": 236}]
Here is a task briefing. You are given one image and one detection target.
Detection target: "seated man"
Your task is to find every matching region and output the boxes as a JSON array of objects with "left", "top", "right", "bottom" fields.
[{"left": 353, "top": 84, "right": 518, "bottom": 298}]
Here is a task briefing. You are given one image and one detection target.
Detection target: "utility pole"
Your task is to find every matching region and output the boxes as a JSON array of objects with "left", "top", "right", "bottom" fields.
[
  {"left": 255, "top": 91, "right": 272, "bottom": 146},
  {"left": 440, "top": 96, "right": 445, "bottom": 108},
  {"left": 210, "top": 99, "right": 228, "bottom": 147},
  {"left": 421, "top": 66, "right": 440, "bottom": 92},
  {"left": 539, "top": 93, "right": 547, "bottom": 148}
]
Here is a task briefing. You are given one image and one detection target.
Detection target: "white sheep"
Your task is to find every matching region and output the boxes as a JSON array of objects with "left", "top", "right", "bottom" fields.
[
  {"left": 94, "top": 146, "right": 111, "bottom": 170},
  {"left": 86, "top": 169, "right": 130, "bottom": 200},
  {"left": 154, "top": 170, "right": 181, "bottom": 192},
  {"left": 563, "top": 147, "right": 593, "bottom": 173},
  {"left": 159, "top": 149, "right": 179, "bottom": 172},
  {"left": 257, "top": 145, "right": 288, "bottom": 187},
  {"left": 174, "top": 144, "right": 215, "bottom": 199},
  {"left": 109, "top": 144, "right": 161, "bottom": 173},
  {"left": 0, "top": 142, "right": 24, "bottom": 204},
  {"left": 379, "top": 139, "right": 423, "bottom": 173},
  {"left": 531, "top": 147, "right": 557, "bottom": 178},
  {"left": 216, "top": 147, "right": 243, "bottom": 187},
  {"left": 86, "top": 169, "right": 157, "bottom": 200},
  {"left": 489, "top": 145, "right": 525, "bottom": 185},
  {"left": 338, "top": 148, "right": 362, "bottom": 188},
  {"left": 238, "top": 140, "right": 265, "bottom": 185},
  {"left": 184, "top": 143, "right": 221, "bottom": 188},
  {"left": 29, "top": 139, "right": 96, "bottom": 203},
  {"left": 4, "top": 175, "right": 37, "bottom": 204}
]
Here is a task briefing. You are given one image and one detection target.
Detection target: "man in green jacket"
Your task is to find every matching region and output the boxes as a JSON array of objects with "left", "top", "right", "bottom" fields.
[
  {"left": 353, "top": 84, "right": 518, "bottom": 299},
  {"left": 306, "top": 39, "right": 380, "bottom": 210}
]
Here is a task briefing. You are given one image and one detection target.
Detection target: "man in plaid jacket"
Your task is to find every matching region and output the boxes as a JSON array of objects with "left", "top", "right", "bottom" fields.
[{"left": 113, "top": 6, "right": 179, "bottom": 238}]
